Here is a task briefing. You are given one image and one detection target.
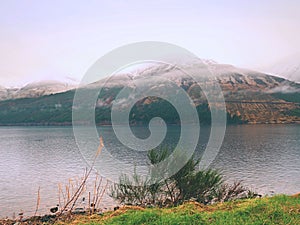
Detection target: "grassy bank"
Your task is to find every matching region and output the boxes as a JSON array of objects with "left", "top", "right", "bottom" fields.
[{"left": 55, "top": 194, "right": 299, "bottom": 225}]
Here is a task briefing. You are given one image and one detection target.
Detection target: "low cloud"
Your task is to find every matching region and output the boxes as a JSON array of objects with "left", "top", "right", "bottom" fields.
[{"left": 266, "top": 85, "right": 300, "bottom": 94}]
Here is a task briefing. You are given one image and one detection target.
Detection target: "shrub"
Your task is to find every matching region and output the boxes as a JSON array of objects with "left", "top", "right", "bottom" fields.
[{"left": 110, "top": 147, "right": 257, "bottom": 207}]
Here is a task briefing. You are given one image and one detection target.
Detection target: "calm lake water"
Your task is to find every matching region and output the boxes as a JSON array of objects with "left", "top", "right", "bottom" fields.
[{"left": 0, "top": 125, "right": 299, "bottom": 218}]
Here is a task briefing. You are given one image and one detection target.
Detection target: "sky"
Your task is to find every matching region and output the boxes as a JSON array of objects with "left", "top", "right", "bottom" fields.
[{"left": 0, "top": 0, "right": 300, "bottom": 87}]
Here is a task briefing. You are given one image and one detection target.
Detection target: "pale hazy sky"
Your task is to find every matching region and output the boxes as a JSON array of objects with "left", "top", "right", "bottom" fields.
[{"left": 1, "top": 0, "right": 300, "bottom": 86}]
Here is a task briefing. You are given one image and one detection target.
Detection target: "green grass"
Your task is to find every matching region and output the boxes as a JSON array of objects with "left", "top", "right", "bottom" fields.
[{"left": 67, "top": 195, "right": 300, "bottom": 225}]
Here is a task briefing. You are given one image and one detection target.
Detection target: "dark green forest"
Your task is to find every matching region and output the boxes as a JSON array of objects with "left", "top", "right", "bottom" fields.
[{"left": 0, "top": 88, "right": 246, "bottom": 125}]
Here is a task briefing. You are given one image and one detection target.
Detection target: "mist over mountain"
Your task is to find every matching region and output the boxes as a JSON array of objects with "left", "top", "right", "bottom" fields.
[{"left": 263, "top": 53, "right": 300, "bottom": 83}]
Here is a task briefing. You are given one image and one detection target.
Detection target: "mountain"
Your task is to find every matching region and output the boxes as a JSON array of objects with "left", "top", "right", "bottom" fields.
[
  {"left": 0, "top": 80, "right": 76, "bottom": 100},
  {"left": 0, "top": 62, "right": 299, "bottom": 125},
  {"left": 88, "top": 62, "right": 300, "bottom": 124}
]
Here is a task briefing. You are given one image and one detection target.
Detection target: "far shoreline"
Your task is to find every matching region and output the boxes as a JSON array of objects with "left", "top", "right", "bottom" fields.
[{"left": 0, "top": 122, "right": 300, "bottom": 127}]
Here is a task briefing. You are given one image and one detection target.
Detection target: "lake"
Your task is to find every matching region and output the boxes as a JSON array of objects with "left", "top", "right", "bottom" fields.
[{"left": 0, "top": 125, "right": 299, "bottom": 218}]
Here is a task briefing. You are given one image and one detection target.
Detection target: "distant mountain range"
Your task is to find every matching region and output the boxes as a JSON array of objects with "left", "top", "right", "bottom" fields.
[
  {"left": 0, "top": 80, "right": 75, "bottom": 101},
  {"left": 0, "top": 61, "right": 299, "bottom": 125}
]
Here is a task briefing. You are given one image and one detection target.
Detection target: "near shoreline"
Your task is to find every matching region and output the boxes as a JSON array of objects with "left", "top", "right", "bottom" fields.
[{"left": 1, "top": 194, "right": 299, "bottom": 225}]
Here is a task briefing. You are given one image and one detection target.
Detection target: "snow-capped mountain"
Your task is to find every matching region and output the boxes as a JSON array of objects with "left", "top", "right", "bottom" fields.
[
  {"left": 0, "top": 80, "right": 76, "bottom": 100},
  {"left": 86, "top": 61, "right": 300, "bottom": 124},
  {"left": 90, "top": 61, "right": 299, "bottom": 96}
]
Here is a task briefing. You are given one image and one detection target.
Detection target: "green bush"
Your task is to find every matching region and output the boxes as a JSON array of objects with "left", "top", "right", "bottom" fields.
[{"left": 110, "top": 147, "right": 257, "bottom": 207}]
